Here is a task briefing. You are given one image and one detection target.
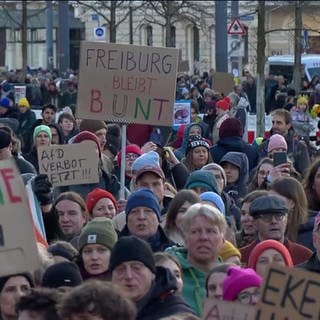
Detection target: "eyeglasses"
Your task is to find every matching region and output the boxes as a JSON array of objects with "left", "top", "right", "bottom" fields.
[
  {"left": 237, "top": 289, "right": 260, "bottom": 304},
  {"left": 125, "top": 153, "right": 139, "bottom": 161},
  {"left": 256, "top": 213, "right": 286, "bottom": 222}
]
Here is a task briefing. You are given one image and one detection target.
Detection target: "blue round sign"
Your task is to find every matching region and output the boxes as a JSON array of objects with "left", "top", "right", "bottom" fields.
[{"left": 95, "top": 27, "right": 104, "bottom": 37}]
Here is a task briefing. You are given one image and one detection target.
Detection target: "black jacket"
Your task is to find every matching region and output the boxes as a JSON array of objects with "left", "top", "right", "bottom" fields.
[
  {"left": 14, "top": 155, "right": 37, "bottom": 174},
  {"left": 136, "top": 266, "right": 194, "bottom": 320},
  {"left": 297, "top": 252, "right": 320, "bottom": 273}
]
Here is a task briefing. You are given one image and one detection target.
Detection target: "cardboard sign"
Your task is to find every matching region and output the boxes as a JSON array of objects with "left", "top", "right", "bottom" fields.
[
  {"left": 203, "top": 298, "right": 256, "bottom": 320},
  {"left": 38, "top": 141, "right": 99, "bottom": 187},
  {"left": 211, "top": 72, "right": 234, "bottom": 95},
  {"left": 76, "top": 41, "right": 179, "bottom": 126},
  {"left": 0, "top": 160, "right": 39, "bottom": 277},
  {"left": 14, "top": 85, "right": 26, "bottom": 103},
  {"left": 256, "top": 265, "right": 320, "bottom": 320},
  {"left": 173, "top": 100, "right": 191, "bottom": 126}
]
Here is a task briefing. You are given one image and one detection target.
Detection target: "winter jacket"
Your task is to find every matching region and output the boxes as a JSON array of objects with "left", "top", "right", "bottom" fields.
[
  {"left": 24, "top": 147, "right": 40, "bottom": 173},
  {"left": 136, "top": 266, "right": 194, "bottom": 320},
  {"left": 0, "top": 106, "right": 20, "bottom": 119},
  {"left": 297, "top": 210, "right": 318, "bottom": 250},
  {"left": 210, "top": 136, "right": 259, "bottom": 172},
  {"left": 18, "top": 109, "right": 36, "bottom": 153},
  {"left": 297, "top": 252, "right": 320, "bottom": 273},
  {"left": 119, "top": 225, "right": 174, "bottom": 253},
  {"left": 220, "top": 151, "right": 249, "bottom": 207},
  {"left": 165, "top": 246, "right": 219, "bottom": 317},
  {"left": 258, "top": 129, "right": 310, "bottom": 175},
  {"left": 14, "top": 155, "right": 37, "bottom": 174},
  {"left": 240, "top": 239, "right": 312, "bottom": 266}
]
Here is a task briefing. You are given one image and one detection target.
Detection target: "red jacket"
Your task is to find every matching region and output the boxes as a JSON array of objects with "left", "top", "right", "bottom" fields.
[{"left": 240, "top": 239, "right": 312, "bottom": 266}]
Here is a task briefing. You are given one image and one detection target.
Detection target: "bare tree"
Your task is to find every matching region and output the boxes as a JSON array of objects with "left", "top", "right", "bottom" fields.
[{"left": 75, "top": 0, "right": 144, "bottom": 43}]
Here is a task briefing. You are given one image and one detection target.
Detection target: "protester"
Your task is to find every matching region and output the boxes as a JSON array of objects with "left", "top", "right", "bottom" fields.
[
  {"left": 166, "top": 203, "right": 226, "bottom": 316},
  {"left": 33, "top": 103, "right": 57, "bottom": 128},
  {"left": 47, "top": 123, "right": 64, "bottom": 145},
  {"left": 16, "top": 288, "right": 62, "bottom": 320},
  {"left": 222, "top": 267, "right": 262, "bottom": 305},
  {"left": 211, "top": 97, "right": 230, "bottom": 144},
  {"left": 205, "top": 263, "right": 234, "bottom": 300},
  {"left": 58, "top": 280, "right": 136, "bottom": 320},
  {"left": 0, "top": 96, "right": 19, "bottom": 119},
  {"left": 57, "top": 112, "right": 79, "bottom": 144},
  {"left": 76, "top": 217, "right": 118, "bottom": 280},
  {"left": 184, "top": 170, "right": 219, "bottom": 195},
  {"left": 47, "top": 241, "right": 78, "bottom": 263},
  {"left": 110, "top": 236, "right": 194, "bottom": 319},
  {"left": 247, "top": 239, "right": 293, "bottom": 278},
  {"left": 119, "top": 188, "right": 173, "bottom": 252},
  {"left": 86, "top": 188, "right": 118, "bottom": 219},
  {"left": 239, "top": 195, "right": 312, "bottom": 265},
  {"left": 154, "top": 252, "right": 183, "bottom": 293},
  {"left": 0, "top": 273, "right": 34, "bottom": 320}
]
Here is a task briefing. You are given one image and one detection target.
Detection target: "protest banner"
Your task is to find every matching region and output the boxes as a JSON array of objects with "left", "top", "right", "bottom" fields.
[
  {"left": 211, "top": 72, "right": 234, "bottom": 95},
  {"left": 256, "top": 265, "right": 320, "bottom": 320},
  {"left": 38, "top": 141, "right": 99, "bottom": 187},
  {"left": 76, "top": 41, "right": 179, "bottom": 126},
  {"left": 0, "top": 159, "right": 40, "bottom": 277},
  {"left": 14, "top": 85, "right": 26, "bottom": 102},
  {"left": 203, "top": 298, "right": 256, "bottom": 320},
  {"left": 173, "top": 100, "right": 191, "bottom": 126}
]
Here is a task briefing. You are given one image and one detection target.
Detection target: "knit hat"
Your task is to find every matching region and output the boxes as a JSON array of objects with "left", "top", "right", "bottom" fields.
[
  {"left": 109, "top": 236, "right": 156, "bottom": 273},
  {"left": 267, "top": 134, "right": 288, "bottom": 153},
  {"left": 86, "top": 188, "right": 118, "bottom": 213},
  {"left": 78, "top": 217, "right": 118, "bottom": 252},
  {"left": 223, "top": 267, "right": 262, "bottom": 301},
  {"left": 206, "top": 100, "right": 216, "bottom": 110},
  {"left": 219, "top": 118, "right": 243, "bottom": 139},
  {"left": 33, "top": 125, "right": 52, "bottom": 141},
  {"left": 79, "top": 119, "right": 107, "bottom": 133},
  {"left": 72, "top": 130, "right": 102, "bottom": 158},
  {"left": 132, "top": 151, "right": 160, "bottom": 173},
  {"left": 18, "top": 97, "right": 30, "bottom": 109},
  {"left": 249, "top": 195, "right": 288, "bottom": 218},
  {"left": 125, "top": 188, "right": 161, "bottom": 222},
  {"left": 184, "top": 170, "right": 218, "bottom": 194},
  {"left": 247, "top": 239, "right": 293, "bottom": 270},
  {"left": 41, "top": 262, "right": 83, "bottom": 288},
  {"left": 313, "top": 212, "right": 320, "bottom": 231},
  {"left": 0, "top": 129, "right": 11, "bottom": 149},
  {"left": 117, "top": 144, "right": 142, "bottom": 168},
  {"left": 200, "top": 191, "right": 225, "bottom": 215},
  {"left": 0, "top": 273, "right": 34, "bottom": 293},
  {"left": 185, "top": 135, "right": 210, "bottom": 155},
  {"left": 219, "top": 240, "right": 241, "bottom": 261},
  {"left": 0, "top": 97, "right": 10, "bottom": 109},
  {"left": 216, "top": 97, "right": 230, "bottom": 111}
]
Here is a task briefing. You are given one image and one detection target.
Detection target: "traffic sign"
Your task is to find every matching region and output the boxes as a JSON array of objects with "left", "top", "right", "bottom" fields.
[
  {"left": 94, "top": 27, "right": 106, "bottom": 40},
  {"left": 227, "top": 17, "right": 246, "bottom": 35},
  {"left": 228, "top": 38, "right": 244, "bottom": 57}
]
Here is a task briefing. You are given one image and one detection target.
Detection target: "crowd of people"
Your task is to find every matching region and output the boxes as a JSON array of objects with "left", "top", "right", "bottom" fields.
[{"left": 1, "top": 67, "right": 320, "bottom": 319}]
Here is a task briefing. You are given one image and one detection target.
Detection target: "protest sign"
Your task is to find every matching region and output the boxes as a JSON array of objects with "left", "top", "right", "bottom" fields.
[
  {"left": 14, "top": 85, "right": 26, "bottom": 102},
  {"left": 256, "top": 265, "right": 320, "bottom": 320},
  {"left": 76, "top": 41, "right": 179, "bottom": 126},
  {"left": 38, "top": 141, "right": 99, "bottom": 187},
  {"left": 0, "top": 159, "right": 40, "bottom": 277},
  {"left": 173, "top": 100, "right": 191, "bottom": 126},
  {"left": 203, "top": 298, "right": 256, "bottom": 320},
  {"left": 211, "top": 72, "right": 234, "bottom": 95}
]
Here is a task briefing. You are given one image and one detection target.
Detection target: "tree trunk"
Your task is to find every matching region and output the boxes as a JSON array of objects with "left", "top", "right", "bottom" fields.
[
  {"left": 22, "top": 0, "right": 27, "bottom": 80},
  {"left": 165, "top": 0, "right": 172, "bottom": 47},
  {"left": 110, "top": 1, "right": 117, "bottom": 43},
  {"left": 293, "top": 1, "right": 302, "bottom": 95},
  {"left": 256, "top": 1, "right": 266, "bottom": 137}
]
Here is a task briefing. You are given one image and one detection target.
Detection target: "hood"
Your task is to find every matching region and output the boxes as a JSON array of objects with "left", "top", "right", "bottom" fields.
[
  {"left": 217, "top": 137, "right": 247, "bottom": 152},
  {"left": 220, "top": 151, "right": 249, "bottom": 185}
]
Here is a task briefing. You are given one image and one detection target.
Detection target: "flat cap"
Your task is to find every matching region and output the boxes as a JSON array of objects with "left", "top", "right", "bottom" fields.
[{"left": 249, "top": 195, "right": 288, "bottom": 217}]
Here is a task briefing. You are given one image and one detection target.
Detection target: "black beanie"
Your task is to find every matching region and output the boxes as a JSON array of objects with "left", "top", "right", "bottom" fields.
[
  {"left": 41, "top": 262, "right": 83, "bottom": 288},
  {"left": 109, "top": 236, "right": 156, "bottom": 274}
]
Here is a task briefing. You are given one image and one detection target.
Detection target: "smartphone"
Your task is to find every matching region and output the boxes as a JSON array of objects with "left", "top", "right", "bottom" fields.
[{"left": 273, "top": 151, "right": 287, "bottom": 166}]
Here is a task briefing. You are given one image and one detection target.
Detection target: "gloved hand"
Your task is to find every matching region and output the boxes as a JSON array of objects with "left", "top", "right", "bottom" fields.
[{"left": 33, "top": 174, "right": 53, "bottom": 205}]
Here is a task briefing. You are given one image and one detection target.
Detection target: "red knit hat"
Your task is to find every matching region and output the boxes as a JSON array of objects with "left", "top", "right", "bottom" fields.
[
  {"left": 86, "top": 188, "right": 118, "bottom": 213},
  {"left": 216, "top": 97, "right": 230, "bottom": 111},
  {"left": 72, "top": 131, "right": 102, "bottom": 158},
  {"left": 247, "top": 239, "right": 294, "bottom": 270},
  {"left": 117, "top": 144, "right": 142, "bottom": 167},
  {"left": 219, "top": 117, "right": 243, "bottom": 138}
]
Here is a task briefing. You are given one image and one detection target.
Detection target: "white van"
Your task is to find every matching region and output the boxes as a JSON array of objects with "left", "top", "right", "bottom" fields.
[{"left": 268, "top": 54, "right": 320, "bottom": 82}]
